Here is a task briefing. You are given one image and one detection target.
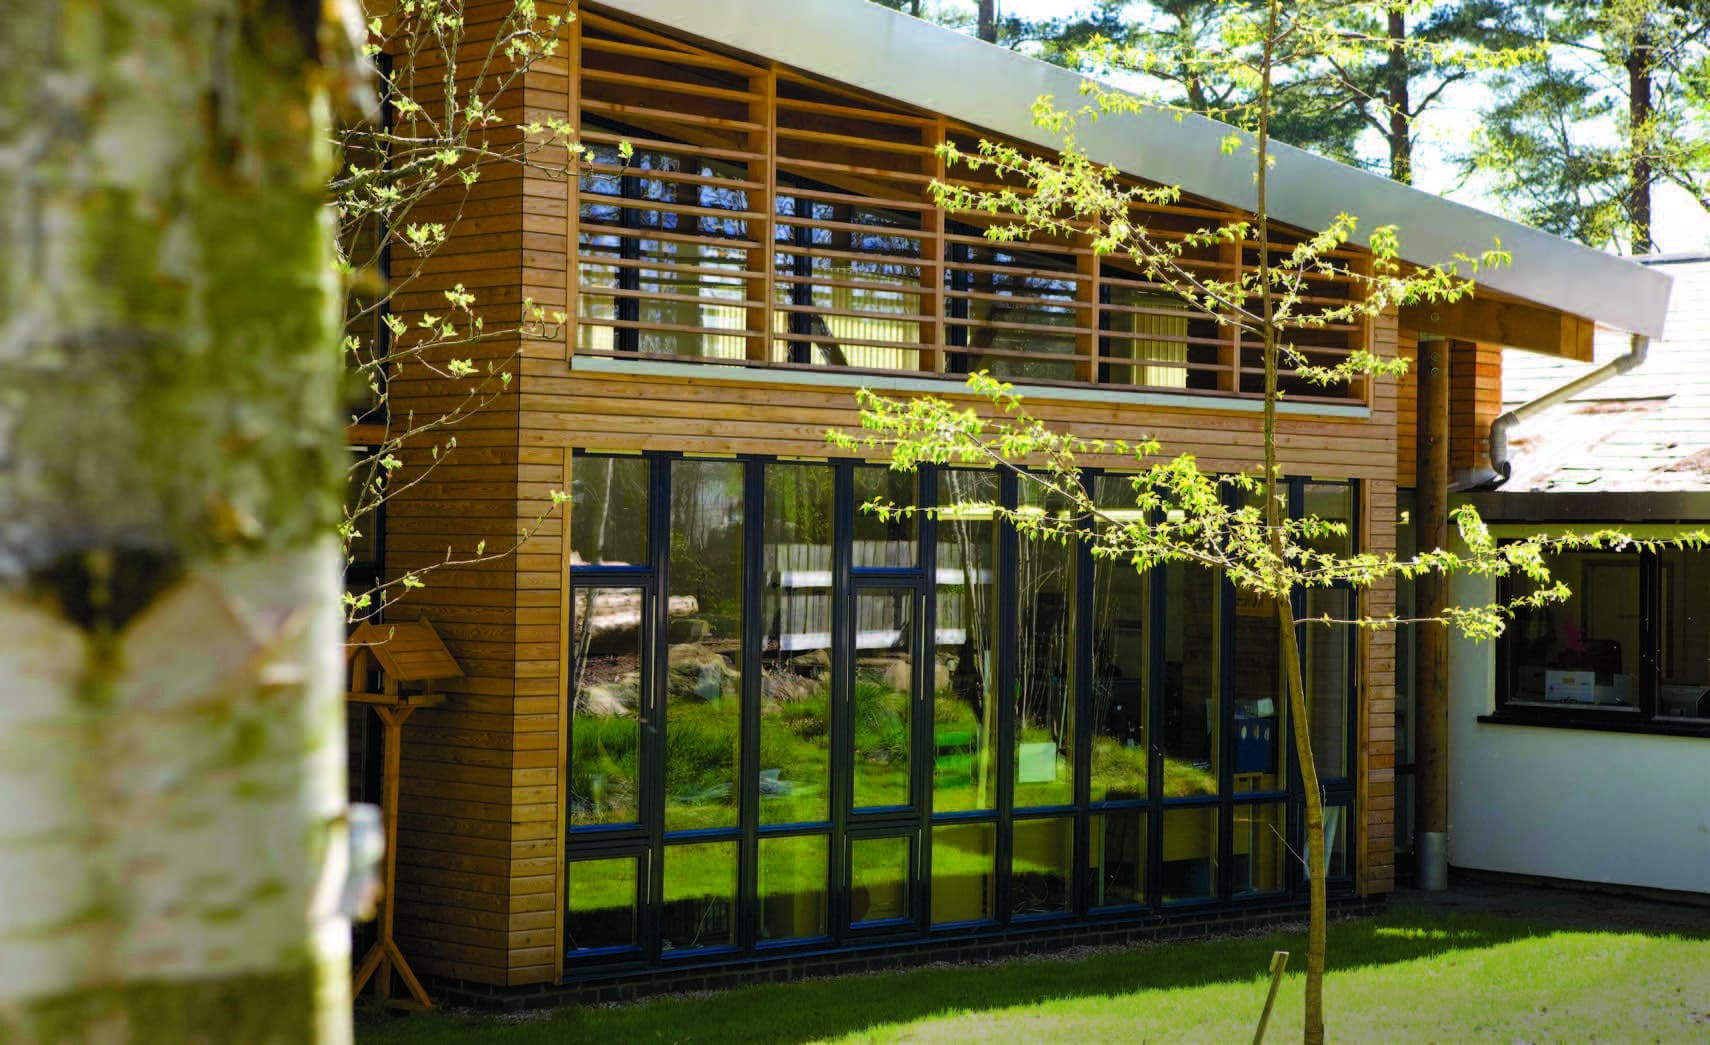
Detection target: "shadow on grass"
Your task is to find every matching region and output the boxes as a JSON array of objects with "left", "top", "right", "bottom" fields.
[{"left": 356, "top": 903, "right": 1708, "bottom": 1044}]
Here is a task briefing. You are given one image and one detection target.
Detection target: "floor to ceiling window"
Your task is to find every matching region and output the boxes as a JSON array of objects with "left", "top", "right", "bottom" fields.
[{"left": 565, "top": 454, "right": 1360, "bottom": 972}]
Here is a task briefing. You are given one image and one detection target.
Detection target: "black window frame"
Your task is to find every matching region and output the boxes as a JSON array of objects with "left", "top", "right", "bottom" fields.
[
  {"left": 1488, "top": 541, "right": 1710, "bottom": 739},
  {"left": 563, "top": 453, "right": 1363, "bottom": 975}
]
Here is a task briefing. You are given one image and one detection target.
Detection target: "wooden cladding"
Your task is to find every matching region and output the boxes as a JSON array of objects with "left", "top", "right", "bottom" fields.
[{"left": 568, "top": 9, "right": 1369, "bottom": 404}]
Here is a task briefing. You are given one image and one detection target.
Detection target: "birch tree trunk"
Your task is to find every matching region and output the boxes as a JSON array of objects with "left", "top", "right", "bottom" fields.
[{"left": 0, "top": 1, "right": 352, "bottom": 1040}]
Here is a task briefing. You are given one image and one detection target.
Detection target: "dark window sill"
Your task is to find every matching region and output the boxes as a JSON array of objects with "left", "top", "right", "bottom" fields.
[{"left": 1479, "top": 710, "right": 1710, "bottom": 739}]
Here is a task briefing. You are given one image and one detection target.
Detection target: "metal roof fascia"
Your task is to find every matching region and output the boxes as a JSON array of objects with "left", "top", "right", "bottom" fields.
[{"left": 594, "top": 0, "right": 1672, "bottom": 340}]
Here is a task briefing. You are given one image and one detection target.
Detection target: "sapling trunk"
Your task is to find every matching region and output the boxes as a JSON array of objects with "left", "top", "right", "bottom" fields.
[{"left": 1253, "top": 0, "right": 1328, "bottom": 1040}]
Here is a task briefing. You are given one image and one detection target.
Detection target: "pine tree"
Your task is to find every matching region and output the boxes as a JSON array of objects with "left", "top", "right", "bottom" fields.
[{"left": 1466, "top": 0, "right": 1710, "bottom": 252}]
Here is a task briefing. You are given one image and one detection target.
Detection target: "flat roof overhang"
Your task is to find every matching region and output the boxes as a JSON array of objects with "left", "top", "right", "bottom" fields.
[{"left": 597, "top": 0, "right": 1673, "bottom": 343}]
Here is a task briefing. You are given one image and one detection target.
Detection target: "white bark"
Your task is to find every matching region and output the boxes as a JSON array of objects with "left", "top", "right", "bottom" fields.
[
  {"left": 1, "top": 0, "right": 355, "bottom": 1036},
  {"left": 0, "top": 547, "right": 350, "bottom": 1040}
]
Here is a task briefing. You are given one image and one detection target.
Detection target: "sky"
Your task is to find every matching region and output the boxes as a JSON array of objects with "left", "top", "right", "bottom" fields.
[{"left": 938, "top": 0, "right": 1710, "bottom": 255}]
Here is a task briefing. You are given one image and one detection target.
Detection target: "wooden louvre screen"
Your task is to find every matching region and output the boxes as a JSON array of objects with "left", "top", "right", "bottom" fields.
[{"left": 567, "top": 8, "right": 1368, "bottom": 406}]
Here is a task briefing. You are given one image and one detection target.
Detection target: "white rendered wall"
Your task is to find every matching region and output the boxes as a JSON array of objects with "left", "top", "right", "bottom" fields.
[{"left": 1448, "top": 572, "right": 1710, "bottom": 894}]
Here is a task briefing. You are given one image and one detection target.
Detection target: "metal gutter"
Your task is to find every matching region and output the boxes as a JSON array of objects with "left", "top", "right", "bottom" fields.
[
  {"left": 594, "top": 0, "right": 1673, "bottom": 340},
  {"left": 1458, "top": 334, "right": 1651, "bottom": 491}
]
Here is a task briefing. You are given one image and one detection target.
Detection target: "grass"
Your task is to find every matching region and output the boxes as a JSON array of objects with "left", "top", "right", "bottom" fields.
[{"left": 357, "top": 902, "right": 1710, "bottom": 1043}]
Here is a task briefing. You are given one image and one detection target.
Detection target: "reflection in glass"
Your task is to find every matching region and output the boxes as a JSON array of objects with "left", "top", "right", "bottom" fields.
[
  {"left": 947, "top": 241, "right": 1079, "bottom": 381},
  {"left": 1091, "top": 475, "right": 1148, "bottom": 803},
  {"left": 758, "top": 834, "right": 828, "bottom": 941},
  {"left": 571, "top": 455, "right": 649, "bottom": 567},
  {"left": 1314, "top": 804, "right": 1350, "bottom": 879},
  {"left": 1015, "top": 483, "right": 1076, "bottom": 809},
  {"left": 566, "top": 856, "right": 638, "bottom": 952},
  {"left": 854, "top": 589, "right": 914, "bottom": 809},
  {"left": 660, "top": 842, "right": 737, "bottom": 952},
  {"left": 1305, "top": 588, "right": 1352, "bottom": 780},
  {"left": 1092, "top": 811, "right": 1146, "bottom": 908},
  {"left": 1504, "top": 551, "right": 1640, "bottom": 708},
  {"left": 1302, "top": 482, "right": 1353, "bottom": 557},
  {"left": 1234, "top": 803, "right": 1286, "bottom": 896},
  {"left": 933, "top": 470, "right": 999, "bottom": 812},
  {"left": 850, "top": 835, "right": 912, "bottom": 925},
  {"left": 853, "top": 466, "right": 917, "bottom": 567},
  {"left": 1163, "top": 564, "right": 1220, "bottom": 797},
  {"left": 578, "top": 142, "right": 751, "bottom": 360},
  {"left": 1162, "top": 806, "right": 1218, "bottom": 902},
  {"left": 1011, "top": 817, "right": 1072, "bottom": 916},
  {"left": 761, "top": 464, "right": 834, "bottom": 825},
  {"left": 665, "top": 460, "right": 744, "bottom": 832},
  {"left": 570, "top": 587, "right": 644, "bottom": 826},
  {"left": 1658, "top": 547, "right": 1710, "bottom": 720},
  {"left": 1232, "top": 558, "right": 1284, "bottom": 793},
  {"left": 931, "top": 821, "right": 996, "bottom": 925}
]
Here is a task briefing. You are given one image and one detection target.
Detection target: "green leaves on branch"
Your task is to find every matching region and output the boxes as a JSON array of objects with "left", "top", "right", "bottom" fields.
[{"left": 833, "top": 375, "right": 1705, "bottom": 638}]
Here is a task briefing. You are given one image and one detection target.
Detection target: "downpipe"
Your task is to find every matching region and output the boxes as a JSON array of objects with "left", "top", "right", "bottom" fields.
[{"left": 1455, "top": 333, "right": 1651, "bottom": 491}]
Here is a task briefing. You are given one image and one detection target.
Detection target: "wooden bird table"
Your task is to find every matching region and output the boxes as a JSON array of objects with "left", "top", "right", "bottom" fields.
[{"left": 346, "top": 618, "right": 463, "bottom": 1011}]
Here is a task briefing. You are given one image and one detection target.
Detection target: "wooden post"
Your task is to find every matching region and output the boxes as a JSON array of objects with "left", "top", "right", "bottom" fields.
[
  {"left": 1413, "top": 335, "right": 1450, "bottom": 890},
  {"left": 564, "top": 9, "right": 581, "bottom": 364},
  {"left": 1252, "top": 950, "right": 1290, "bottom": 1044},
  {"left": 746, "top": 65, "right": 776, "bottom": 362},
  {"left": 921, "top": 116, "right": 947, "bottom": 374},
  {"left": 350, "top": 700, "right": 437, "bottom": 1010}
]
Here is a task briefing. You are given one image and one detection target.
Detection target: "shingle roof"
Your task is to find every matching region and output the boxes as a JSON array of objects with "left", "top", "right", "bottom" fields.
[{"left": 1501, "top": 257, "right": 1710, "bottom": 492}]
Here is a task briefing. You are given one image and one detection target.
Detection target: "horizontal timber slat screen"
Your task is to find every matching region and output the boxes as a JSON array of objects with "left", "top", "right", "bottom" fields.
[{"left": 570, "top": 9, "right": 1367, "bottom": 405}]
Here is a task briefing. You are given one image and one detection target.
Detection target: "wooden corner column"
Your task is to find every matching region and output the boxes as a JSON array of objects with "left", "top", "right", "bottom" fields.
[{"left": 1413, "top": 336, "right": 1451, "bottom": 890}]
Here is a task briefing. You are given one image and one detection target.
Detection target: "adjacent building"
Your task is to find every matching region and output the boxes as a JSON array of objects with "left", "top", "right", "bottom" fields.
[{"left": 1446, "top": 255, "right": 1710, "bottom": 895}]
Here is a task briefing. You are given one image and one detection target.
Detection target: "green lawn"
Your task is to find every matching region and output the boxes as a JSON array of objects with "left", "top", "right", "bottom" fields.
[{"left": 357, "top": 903, "right": 1710, "bottom": 1043}]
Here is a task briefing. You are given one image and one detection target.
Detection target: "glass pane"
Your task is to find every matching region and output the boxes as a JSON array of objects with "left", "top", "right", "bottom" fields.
[
  {"left": 1505, "top": 551, "right": 1639, "bottom": 708},
  {"left": 1395, "top": 773, "right": 1416, "bottom": 857},
  {"left": 1657, "top": 547, "right": 1710, "bottom": 721},
  {"left": 1103, "top": 282, "right": 1193, "bottom": 389},
  {"left": 665, "top": 460, "right": 745, "bottom": 832},
  {"left": 1233, "top": 584, "right": 1285, "bottom": 794},
  {"left": 1011, "top": 817, "right": 1072, "bottom": 917},
  {"left": 850, "top": 835, "right": 912, "bottom": 925},
  {"left": 570, "top": 587, "right": 644, "bottom": 826},
  {"left": 946, "top": 242, "right": 1078, "bottom": 381},
  {"left": 772, "top": 185, "right": 924, "bottom": 370},
  {"left": 1234, "top": 803, "right": 1287, "bottom": 896},
  {"left": 1163, "top": 564, "right": 1221, "bottom": 797},
  {"left": 761, "top": 463, "right": 834, "bottom": 825},
  {"left": 853, "top": 466, "right": 918, "bottom": 567},
  {"left": 1319, "top": 804, "right": 1350, "bottom": 879},
  {"left": 1395, "top": 490, "right": 1417, "bottom": 769},
  {"left": 1302, "top": 482, "right": 1353, "bottom": 557},
  {"left": 566, "top": 856, "right": 638, "bottom": 951},
  {"left": 1162, "top": 806, "right": 1218, "bottom": 903},
  {"left": 1091, "top": 475, "right": 1149, "bottom": 802},
  {"left": 1305, "top": 588, "right": 1352, "bottom": 780},
  {"left": 571, "top": 456, "right": 649, "bottom": 567},
  {"left": 758, "top": 834, "right": 828, "bottom": 942},
  {"left": 1092, "top": 811, "right": 1146, "bottom": 908},
  {"left": 1015, "top": 483, "right": 1076, "bottom": 809},
  {"left": 931, "top": 821, "right": 996, "bottom": 925},
  {"left": 578, "top": 143, "right": 751, "bottom": 360},
  {"left": 854, "top": 589, "right": 914, "bottom": 809},
  {"left": 660, "top": 842, "right": 737, "bottom": 952},
  {"left": 933, "top": 471, "right": 999, "bottom": 812}
]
